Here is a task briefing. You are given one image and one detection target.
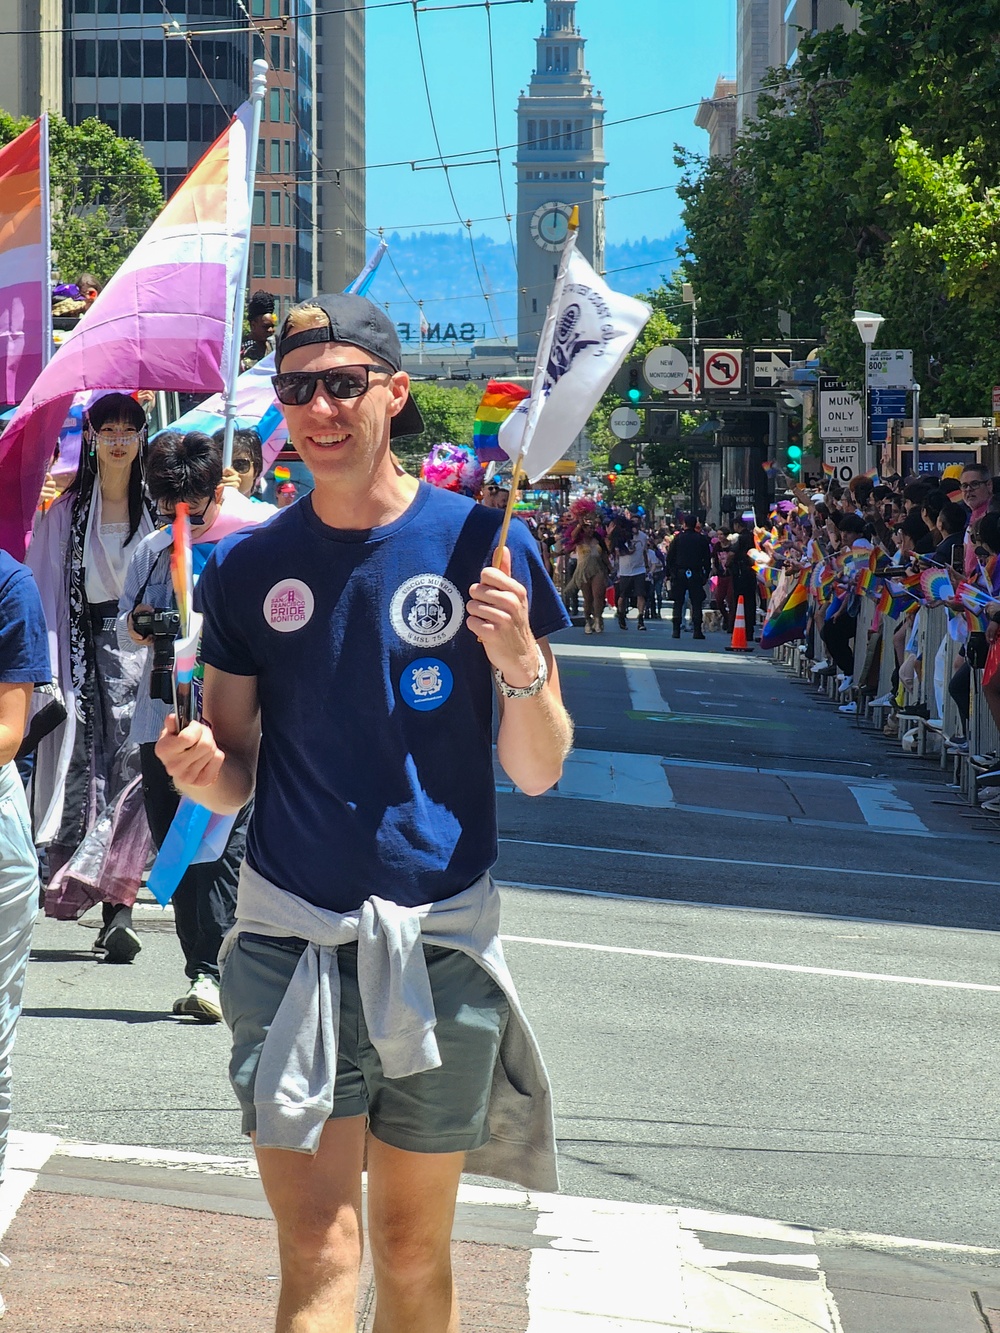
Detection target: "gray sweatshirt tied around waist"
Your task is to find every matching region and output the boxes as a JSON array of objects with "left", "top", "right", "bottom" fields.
[{"left": 220, "top": 863, "right": 559, "bottom": 1193}]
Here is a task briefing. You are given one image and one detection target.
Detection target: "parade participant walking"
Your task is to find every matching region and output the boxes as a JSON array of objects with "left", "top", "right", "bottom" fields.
[
  {"left": 156, "top": 293, "right": 572, "bottom": 1333},
  {"left": 0, "top": 550, "right": 50, "bottom": 1316},
  {"left": 241, "top": 290, "right": 278, "bottom": 370},
  {"left": 561, "top": 498, "right": 610, "bottom": 633},
  {"left": 612, "top": 515, "right": 650, "bottom": 630},
  {"left": 667, "top": 515, "right": 712, "bottom": 640},
  {"left": 26, "top": 392, "right": 156, "bottom": 958},
  {"left": 120, "top": 431, "right": 270, "bottom": 1017}
]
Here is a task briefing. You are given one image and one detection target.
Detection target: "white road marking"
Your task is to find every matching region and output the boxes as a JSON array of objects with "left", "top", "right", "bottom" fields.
[
  {"left": 499, "top": 837, "right": 1000, "bottom": 889},
  {"left": 0, "top": 1132, "right": 61, "bottom": 1239},
  {"left": 500, "top": 934, "right": 1000, "bottom": 993},
  {"left": 555, "top": 749, "right": 674, "bottom": 808},
  {"left": 848, "top": 782, "right": 927, "bottom": 832},
  {"left": 553, "top": 642, "right": 755, "bottom": 669},
  {"left": 621, "top": 649, "right": 672, "bottom": 713}
]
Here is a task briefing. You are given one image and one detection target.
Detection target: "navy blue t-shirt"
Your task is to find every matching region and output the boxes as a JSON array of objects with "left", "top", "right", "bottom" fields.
[
  {"left": 197, "top": 483, "right": 570, "bottom": 911},
  {"left": 0, "top": 551, "right": 50, "bottom": 685}
]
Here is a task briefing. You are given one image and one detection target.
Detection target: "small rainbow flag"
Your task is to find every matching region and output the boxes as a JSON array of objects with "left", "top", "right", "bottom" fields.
[
  {"left": 860, "top": 468, "right": 880, "bottom": 483},
  {"left": 473, "top": 380, "right": 529, "bottom": 462},
  {"left": 821, "top": 461, "right": 836, "bottom": 478},
  {"left": 760, "top": 574, "right": 809, "bottom": 649},
  {"left": 273, "top": 465, "right": 291, "bottom": 482}
]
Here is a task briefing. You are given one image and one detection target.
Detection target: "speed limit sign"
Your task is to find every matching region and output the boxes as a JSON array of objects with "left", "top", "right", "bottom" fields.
[{"left": 703, "top": 348, "right": 743, "bottom": 391}]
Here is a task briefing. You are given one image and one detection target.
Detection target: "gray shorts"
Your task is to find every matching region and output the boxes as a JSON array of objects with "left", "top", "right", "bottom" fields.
[{"left": 220, "top": 934, "right": 509, "bottom": 1155}]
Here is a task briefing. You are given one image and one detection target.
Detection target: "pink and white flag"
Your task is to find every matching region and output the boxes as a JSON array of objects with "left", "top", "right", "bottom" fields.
[
  {"left": 0, "top": 117, "right": 49, "bottom": 405},
  {"left": 0, "top": 103, "right": 256, "bottom": 558}
]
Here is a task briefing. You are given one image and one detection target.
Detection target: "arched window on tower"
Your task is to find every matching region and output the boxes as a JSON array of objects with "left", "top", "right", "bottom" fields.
[
  {"left": 563, "top": 46, "right": 569, "bottom": 70},
  {"left": 545, "top": 45, "right": 553, "bottom": 70},
  {"left": 563, "top": 120, "right": 572, "bottom": 149},
  {"left": 527, "top": 120, "right": 537, "bottom": 148},
  {"left": 538, "top": 119, "right": 549, "bottom": 150},
  {"left": 574, "top": 120, "right": 583, "bottom": 149}
]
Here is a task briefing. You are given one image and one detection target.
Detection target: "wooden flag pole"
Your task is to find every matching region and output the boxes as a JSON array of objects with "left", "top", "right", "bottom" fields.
[{"left": 492, "top": 206, "right": 580, "bottom": 570}]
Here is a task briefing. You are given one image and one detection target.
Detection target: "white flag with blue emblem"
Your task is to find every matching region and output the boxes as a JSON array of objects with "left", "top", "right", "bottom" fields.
[{"left": 498, "top": 247, "right": 651, "bottom": 483}]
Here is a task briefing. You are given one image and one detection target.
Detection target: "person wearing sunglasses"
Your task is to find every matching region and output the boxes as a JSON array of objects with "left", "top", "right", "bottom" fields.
[
  {"left": 960, "top": 464, "right": 993, "bottom": 577},
  {"left": 217, "top": 427, "right": 266, "bottom": 501},
  {"left": 155, "top": 292, "right": 572, "bottom": 1333}
]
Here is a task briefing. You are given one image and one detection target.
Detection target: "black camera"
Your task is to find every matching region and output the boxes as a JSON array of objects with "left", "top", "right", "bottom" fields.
[{"left": 132, "top": 608, "right": 181, "bottom": 704}]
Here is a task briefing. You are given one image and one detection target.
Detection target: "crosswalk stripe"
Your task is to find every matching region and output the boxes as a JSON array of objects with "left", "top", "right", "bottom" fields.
[
  {"left": 621, "top": 649, "right": 672, "bottom": 713},
  {"left": 847, "top": 782, "right": 928, "bottom": 832}
]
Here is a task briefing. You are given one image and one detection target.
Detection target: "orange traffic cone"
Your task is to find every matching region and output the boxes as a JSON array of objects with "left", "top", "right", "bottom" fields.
[{"left": 725, "top": 596, "right": 754, "bottom": 653}]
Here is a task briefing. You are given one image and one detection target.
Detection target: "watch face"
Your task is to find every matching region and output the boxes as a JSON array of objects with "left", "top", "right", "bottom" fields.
[{"left": 530, "top": 202, "right": 572, "bottom": 252}]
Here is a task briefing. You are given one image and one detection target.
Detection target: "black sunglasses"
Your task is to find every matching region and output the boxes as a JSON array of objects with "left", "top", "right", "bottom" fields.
[
  {"left": 271, "top": 363, "right": 392, "bottom": 407},
  {"left": 230, "top": 457, "right": 254, "bottom": 474},
  {"left": 157, "top": 501, "right": 212, "bottom": 527}
]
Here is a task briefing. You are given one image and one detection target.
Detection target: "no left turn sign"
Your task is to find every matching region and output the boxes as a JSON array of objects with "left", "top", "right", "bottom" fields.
[{"left": 703, "top": 348, "right": 743, "bottom": 391}]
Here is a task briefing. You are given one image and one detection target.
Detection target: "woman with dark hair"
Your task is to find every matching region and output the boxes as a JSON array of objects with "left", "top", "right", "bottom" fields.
[
  {"left": 26, "top": 392, "right": 156, "bottom": 958},
  {"left": 730, "top": 529, "right": 759, "bottom": 639}
]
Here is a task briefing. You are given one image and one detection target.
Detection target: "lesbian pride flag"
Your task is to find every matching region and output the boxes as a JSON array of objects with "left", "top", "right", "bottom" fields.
[
  {"left": 0, "top": 102, "right": 256, "bottom": 559},
  {"left": 0, "top": 116, "right": 49, "bottom": 405}
]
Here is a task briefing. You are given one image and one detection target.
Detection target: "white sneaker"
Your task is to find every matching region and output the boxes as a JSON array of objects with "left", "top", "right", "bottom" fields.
[
  {"left": 810, "top": 659, "right": 831, "bottom": 674},
  {"left": 172, "top": 974, "right": 222, "bottom": 1023},
  {"left": 902, "top": 727, "right": 919, "bottom": 752},
  {"left": 837, "top": 674, "right": 853, "bottom": 692},
  {"left": 945, "top": 737, "right": 969, "bottom": 755},
  {"left": 838, "top": 701, "right": 858, "bottom": 715},
  {"left": 871, "top": 693, "right": 894, "bottom": 708}
]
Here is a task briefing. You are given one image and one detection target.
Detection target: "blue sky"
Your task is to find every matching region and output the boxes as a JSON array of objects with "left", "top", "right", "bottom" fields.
[{"left": 364, "top": 0, "right": 736, "bottom": 246}]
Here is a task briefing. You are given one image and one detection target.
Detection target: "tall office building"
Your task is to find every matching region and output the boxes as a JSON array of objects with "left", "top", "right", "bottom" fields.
[
  {"left": 317, "top": 0, "right": 365, "bottom": 291},
  {"left": 515, "top": 0, "right": 606, "bottom": 357},
  {"left": 736, "top": 0, "right": 859, "bottom": 129},
  {"left": 0, "top": 0, "right": 62, "bottom": 118},
  {"left": 695, "top": 76, "right": 737, "bottom": 160}
]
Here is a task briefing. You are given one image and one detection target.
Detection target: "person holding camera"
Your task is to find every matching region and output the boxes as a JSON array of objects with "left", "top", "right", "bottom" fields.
[
  {"left": 26, "top": 392, "right": 156, "bottom": 952},
  {"left": 118, "top": 430, "right": 269, "bottom": 1019}
]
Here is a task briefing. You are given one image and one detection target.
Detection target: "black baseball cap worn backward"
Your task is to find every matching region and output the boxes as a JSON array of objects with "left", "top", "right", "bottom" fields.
[{"left": 274, "top": 293, "right": 425, "bottom": 439}]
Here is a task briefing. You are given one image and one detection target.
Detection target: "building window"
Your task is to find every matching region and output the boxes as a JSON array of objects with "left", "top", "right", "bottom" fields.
[
  {"left": 574, "top": 119, "right": 583, "bottom": 149},
  {"left": 526, "top": 119, "right": 536, "bottom": 148},
  {"left": 270, "top": 191, "right": 281, "bottom": 225},
  {"left": 269, "top": 89, "right": 280, "bottom": 121},
  {"left": 120, "top": 104, "right": 142, "bottom": 139},
  {"left": 283, "top": 88, "right": 291, "bottom": 123},
  {"left": 166, "top": 41, "right": 186, "bottom": 77},
  {"left": 75, "top": 40, "right": 96, "bottom": 76},
  {"left": 268, "top": 0, "right": 279, "bottom": 14},
  {"left": 532, "top": 299, "right": 537, "bottom": 313},
  {"left": 271, "top": 243, "right": 281, "bottom": 277},
  {"left": 284, "top": 194, "right": 291, "bottom": 226},
  {"left": 284, "top": 244, "right": 292, "bottom": 277},
  {"left": 283, "top": 36, "right": 290, "bottom": 69},
  {"left": 269, "top": 34, "right": 280, "bottom": 67},
  {"left": 75, "top": 0, "right": 95, "bottom": 11},
  {"left": 538, "top": 119, "right": 548, "bottom": 150},
  {"left": 74, "top": 103, "right": 96, "bottom": 123},
  {"left": 545, "top": 45, "right": 552, "bottom": 70},
  {"left": 252, "top": 243, "right": 266, "bottom": 278},
  {"left": 119, "top": 39, "right": 141, "bottom": 76},
  {"left": 166, "top": 104, "right": 186, "bottom": 139},
  {"left": 97, "top": 41, "right": 118, "bottom": 76},
  {"left": 98, "top": 103, "right": 119, "bottom": 133},
  {"left": 282, "top": 140, "right": 291, "bottom": 173},
  {"left": 252, "top": 191, "right": 265, "bottom": 225},
  {"left": 270, "top": 139, "right": 280, "bottom": 173},
  {"left": 144, "top": 104, "right": 164, "bottom": 139},
  {"left": 143, "top": 40, "right": 163, "bottom": 76},
  {"left": 250, "top": 0, "right": 263, "bottom": 13},
  {"left": 256, "top": 139, "right": 265, "bottom": 172}
]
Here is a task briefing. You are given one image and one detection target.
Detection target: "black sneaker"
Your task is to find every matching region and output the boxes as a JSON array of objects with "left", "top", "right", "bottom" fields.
[
  {"left": 636, "top": 618, "right": 646, "bottom": 631},
  {"left": 101, "top": 909, "right": 141, "bottom": 964},
  {"left": 693, "top": 630, "right": 706, "bottom": 640},
  {"left": 617, "top": 616, "right": 627, "bottom": 630}
]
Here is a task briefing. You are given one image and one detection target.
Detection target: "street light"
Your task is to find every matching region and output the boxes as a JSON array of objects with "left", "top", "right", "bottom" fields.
[{"left": 852, "top": 309, "right": 885, "bottom": 470}]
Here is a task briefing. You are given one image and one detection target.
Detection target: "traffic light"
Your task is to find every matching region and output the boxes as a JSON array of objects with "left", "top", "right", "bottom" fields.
[
  {"left": 785, "top": 407, "right": 804, "bottom": 476},
  {"left": 626, "top": 363, "right": 642, "bottom": 405},
  {"left": 613, "top": 360, "right": 644, "bottom": 404}
]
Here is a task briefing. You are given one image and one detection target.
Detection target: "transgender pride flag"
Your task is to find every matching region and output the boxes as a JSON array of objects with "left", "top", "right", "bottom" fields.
[
  {"left": 0, "top": 102, "right": 256, "bottom": 559},
  {"left": 0, "top": 116, "right": 50, "bottom": 405}
]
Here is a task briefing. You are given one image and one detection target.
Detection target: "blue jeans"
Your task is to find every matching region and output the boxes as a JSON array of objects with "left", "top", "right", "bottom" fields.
[{"left": 0, "top": 763, "right": 39, "bottom": 1180}]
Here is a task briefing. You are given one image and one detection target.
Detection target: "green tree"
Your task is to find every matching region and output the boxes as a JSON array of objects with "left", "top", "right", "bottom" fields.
[
  {"left": 402, "top": 380, "right": 482, "bottom": 465},
  {"left": 677, "top": 0, "right": 1000, "bottom": 414},
  {"left": 0, "top": 111, "right": 163, "bottom": 285}
]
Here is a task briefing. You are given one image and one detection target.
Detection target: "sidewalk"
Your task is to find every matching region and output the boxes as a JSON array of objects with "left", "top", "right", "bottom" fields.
[{"left": 1, "top": 1132, "right": 998, "bottom": 1331}]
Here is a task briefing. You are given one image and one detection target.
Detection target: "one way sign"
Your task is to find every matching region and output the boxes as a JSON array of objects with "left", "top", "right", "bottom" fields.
[{"left": 753, "top": 348, "right": 792, "bottom": 389}]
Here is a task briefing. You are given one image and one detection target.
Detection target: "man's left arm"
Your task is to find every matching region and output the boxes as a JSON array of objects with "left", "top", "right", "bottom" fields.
[{"left": 467, "top": 547, "right": 573, "bottom": 797}]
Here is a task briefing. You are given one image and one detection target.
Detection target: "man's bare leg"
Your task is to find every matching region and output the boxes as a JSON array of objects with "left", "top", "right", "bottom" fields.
[
  {"left": 255, "top": 1115, "right": 367, "bottom": 1333},
  {"left": 366, "top": 1135, "right": 465, "bottom": 1333}
]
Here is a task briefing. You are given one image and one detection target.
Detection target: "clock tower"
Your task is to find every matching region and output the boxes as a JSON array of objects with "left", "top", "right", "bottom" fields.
[{"left": 516, "top": 1, "right": 606, "bottom": 356}]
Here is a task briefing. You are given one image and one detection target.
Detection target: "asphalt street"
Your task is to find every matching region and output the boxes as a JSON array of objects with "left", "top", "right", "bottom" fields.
[{"left": 11, "top": 607, "right": 1000, "bottom": 1312}]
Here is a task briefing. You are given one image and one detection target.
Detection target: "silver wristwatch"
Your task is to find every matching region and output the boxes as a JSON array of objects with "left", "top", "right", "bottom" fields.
[{"left": 493, "top": 643, "right": 548, "bottom": 699}]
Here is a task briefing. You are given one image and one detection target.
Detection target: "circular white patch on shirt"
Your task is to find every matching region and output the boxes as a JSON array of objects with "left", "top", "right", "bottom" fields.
[
  {"left": 390, "top": 574, "right": 464, "bottom": 649},
  {"left": 264, "top": 578, "right": 315, "bottom": 632}
]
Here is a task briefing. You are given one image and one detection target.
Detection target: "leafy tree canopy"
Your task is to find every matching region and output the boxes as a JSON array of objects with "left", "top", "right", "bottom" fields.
[
  {"left": 0, "top": 112, "right": 163, "bottom": 285},
  {"left": 402, "top": 380, "right": 483, "bottom": 465},
  {"left": 677, "top": 0, "right": 1000, "bottom": 415}
]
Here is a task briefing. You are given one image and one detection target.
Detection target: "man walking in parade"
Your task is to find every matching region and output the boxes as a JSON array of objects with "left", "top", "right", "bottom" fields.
[
  {"left": 667, "top": 514, "right": 713, "bottom": 639},
  {"left": 156, "top": 293, "right": 573, "bottom": 1333}
]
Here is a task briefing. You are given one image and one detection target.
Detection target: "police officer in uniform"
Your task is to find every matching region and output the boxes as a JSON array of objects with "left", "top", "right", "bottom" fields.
[{"left": 666, "top": 515, "right": 713, "bottom": 640}]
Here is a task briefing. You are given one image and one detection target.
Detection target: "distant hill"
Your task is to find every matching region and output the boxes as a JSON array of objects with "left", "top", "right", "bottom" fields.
[{"left": 370, "top": 229, "right": 684, "bottom": 346}]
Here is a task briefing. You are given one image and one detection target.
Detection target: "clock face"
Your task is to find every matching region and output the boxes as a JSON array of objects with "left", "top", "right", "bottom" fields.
[{"left": 530, "top": 202, "right": 572, "bottom": 252}]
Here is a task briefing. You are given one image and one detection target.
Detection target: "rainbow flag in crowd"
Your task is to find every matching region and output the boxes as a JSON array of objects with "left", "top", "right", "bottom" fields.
[
  {"left": 760, "top": 573, "right": 810, "bottom": 649},
  {"left": 0, "top": 116, "right": 49, "bottom": 404},
  {"left": 473, "top": 379, "right": 529, "bottom": 462},
  {"left": 821, "top": 461, "right": 836, "bottom": 478},
  {"left": 0, "top": 103, "right": 257, "bottom": 558}
]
